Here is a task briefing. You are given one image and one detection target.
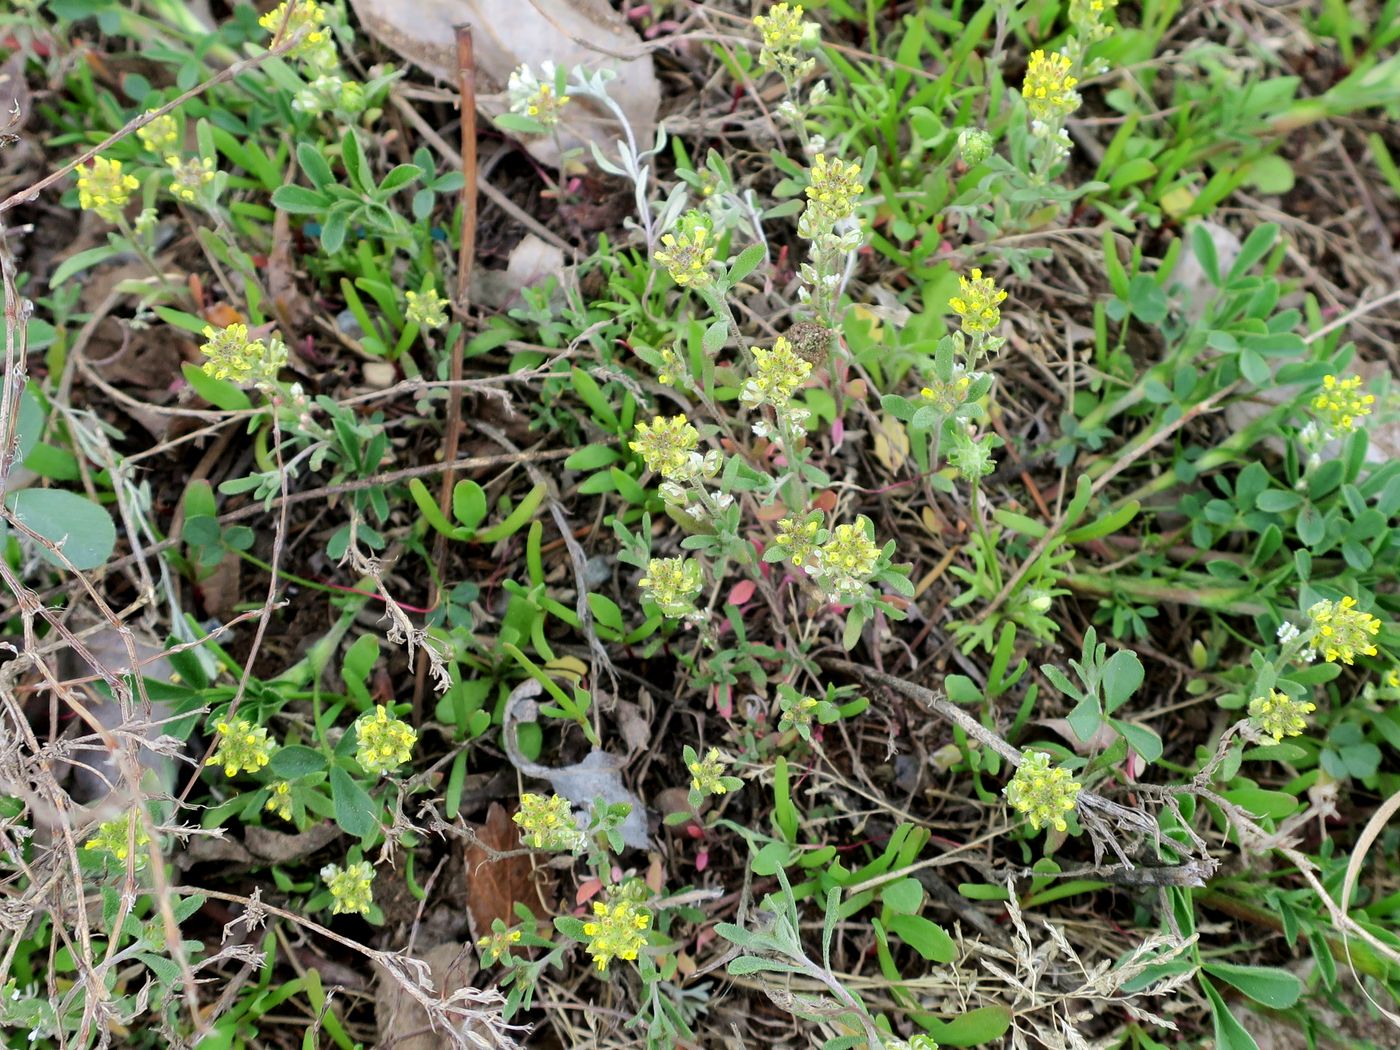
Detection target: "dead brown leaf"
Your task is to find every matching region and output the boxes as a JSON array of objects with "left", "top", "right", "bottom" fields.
[{"left": 462, "top": 802, "right": 541, "bottom": 941}]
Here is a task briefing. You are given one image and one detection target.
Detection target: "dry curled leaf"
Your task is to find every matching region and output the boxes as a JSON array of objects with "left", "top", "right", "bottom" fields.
[
  {"left": 348, "top": 0, "right": 659, "bottom": 166},
  {"left": 502, "top": 679, "right": 649, "bottom": 849}
]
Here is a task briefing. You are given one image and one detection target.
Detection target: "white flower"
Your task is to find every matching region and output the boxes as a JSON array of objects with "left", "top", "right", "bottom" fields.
[{"left": 1276, "top": 621, "right": 1300, "bottom": 644}]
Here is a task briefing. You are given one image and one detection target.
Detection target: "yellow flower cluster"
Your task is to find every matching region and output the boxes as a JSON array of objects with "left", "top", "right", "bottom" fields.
[
  {"left": 1248, "top": 689, "right": 1315, "bottom": 742},
  {"left": 136, "top": 110, "right": 181, "bottom": 156},
  {"left": 321, "top": 860, "right": 375, "bottom": 916},
  {"left": 76, "top": 156, "right": 138, "bottom": 223},
  {"left": 949, "top": 269, "right": 1007, "bottom": 337},
  {"left": 656, "top": 346, "right": 684, "bottom": 386},
  {"left": 640, "top": 557, "right": 704, "bottom": 618},
  {"left": 629, "top": 415, "right": 699, "bottom": 479},
  {"left": 526, "top": 84, "right": 569, "bottom": 127},
  {"left": 478, "top": 926, "right": 523, "bottom": 965},
  {"left": 654, "top": 212, "right": 716, "bottom": 288},
  {"left": 1307, "top": 596, "right": 1381, "bottom": 665},
  {"left": 355, "top": 705, "right": 417, "bottom": 775},
  {"left": 200, "top": 323, "right": 288, "bottom": 387},
  {"left": 167, "top": 156, "right": 215, "bottom": 203},
  {"left": 581, "top": 894, "right": 652, "bottom": 972},
  {"left": 1311, "top": 374, "right": 1375, "bottom": 433},
  {"left": 1069, "top": 0, "right": 1118, "bottom": 42},
  {"left": 804, "top": 154, "right": 864, "bottom": 227},
  {"left": 821, "top": 518, "right": 881, "bottom": 595},
  {"left": 84, "top": 814, "right": 150, "bottom": 865},
  {"left": 777, "top": 692, "right": 821, "bottom": 734},
  {"left": 1004, "top": 750, "right": 1081, "bottom": 833},
  {"left": 514, "top": 792, "right": 583, "bottom": 851},
  {"left": 753, "top": 3, "right": 818, "bottom": 76},
  {"left": 406, "top": 288, "right": 449, "bottom": 330},
  {"left": 744, "top": 335, "right": 812, "bottom": 410},
  {"left": 688, "top": 748, "right": 730, "bottom": 796},
  {"left": 206, "top": 717, "right": 275, "bottom": 778},
  {"left": 1022, "top": 50, "right": 1080, "bottom": 123},
  {"left": 265, "top": 781, "right": 294, "bottom": 821},
  {"left": 775, "top": 515, "right": 821, "bottom": 568},
  {"left": 259, "top": 0, "right": 330, "bottom": 60},
  {"left": 920, "top": 373, "right": 972, "bottom": 414}
]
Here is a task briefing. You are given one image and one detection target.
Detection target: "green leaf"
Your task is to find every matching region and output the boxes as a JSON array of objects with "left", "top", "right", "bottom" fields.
[
  {"left": 920, "top": 1005, "right": 1013, "bottom": 1046},
  {"left": 379, "top": 163, "right": 423, "bottom": 193},
  {"left": 1255, "top": 489, "right": 1302, "bottom": 513},
  {"left": 1221, "top": 786, "right": 1298, "bottom": 820},
  {"left": 341, "top": 126, "right": 368, "bottom": 193},
  {"left": 564, "top": 444, "right": 619, "bottom": 472},
  {"left": 5, "top": 489, "right": 116, "bottom": 570},
  {"left": 152, "top": 306, "right": 212, "bottom": 336},
  {"left": 181, "top": 363, "right": 252, "bottom": 412},
  {"left": 1101, "top": 649, "right": 1144, "bottom": 712},
  {"left": 452, "top": 480, "right": 488, "bottom": 532},
  {"left": 407, "top": 477, "right": 459, "bottom": 537},
  {"left": 887, "top": 913, "right": 956, "bottom": 963},
  {"left": 329, "top": 766, "right": 377, "bottom": 837},
  {"left": 50, "top": 244, "right": 124, "bottom": 288},
  {"left": 270, "top": 184, "right": 328, "bottom": 215},
  {"left": 727, "top": 243, "right": 766, "bottom": 286},
  {"left": 880, "top": 878, "right": 924, "bottom": 915},
  {"left": 1202, "top": 962, "right": 1301, "bottom": 1009},
  {"left": 269, "top": 745, "right": 327, "bottom": 778},
  {"left": 296, "top": 141, "right": 334, "bottom": 190},
  {"left": 1201, "top": 977, "right": 1261, "bottom": 1050},
  {"left": 477, "top": 483, "right": 546, "bottom": 543},
  {"left": 1112, "top": 719, "right": 1163, "bottom": 763}
]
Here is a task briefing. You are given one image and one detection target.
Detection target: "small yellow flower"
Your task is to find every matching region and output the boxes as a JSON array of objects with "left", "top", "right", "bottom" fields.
[
  {"left": 206, "top": 717, "right": 275, "bottom": 778},
  {"left": 629, "top": 415, "right": 699, "bottom": 479},
  {"left": 84, "top": 814, "right": 150, "bottom": 865},
  {"left": 654, "top": 211, "right": 716, "bottom": 288},
  {"left": 1248, "top": 689, "right": 1315, "bottom": 742},
  {"left": 1311, "top": 374, "right": 1375, "bottom": 434},
  {"left": 406, "top": 288, "right": 450, "bottom": 330},
  {"left": 1004, "top": 751, "right": 1081, "bottom": 833},
  {"left": 514, "top": 792, "right": 583, "bottom": 851},
  {"left": 1022, "top": 49, "right": 1080, "bottom": 123},
  {"left": 948, "top": 269, "right": 1007, "bottom": 336},
  {"left": 355, "top": 705, "right": 416, "bottom": 775},
  {"left": 265, "top": 781, "right": 294, "bottom": 821},
  {"left": 804, "top": 154, "right": 864, "bottom": 227},
  {"left": 167, "top": 155, "right": 216, "bottom": 203},
  {"left": 478, "top": 926, "right": 524, "bottom": 965},
  {"left": 820, "top": 517, "right": 881, "bottom": 596},
  {"left": 136, "top": 110, "right": 181, "bottom": 157},
  {"left": 688, "top": 748, "right": 729, "bottom": 796},
  {"left": 321, "top": 860, "right": 374, "bottom": 916},
  {"left": 76, "top": 156, "right": 138, "bottom": 223},
  {"left": 753, "top": 3, "right": 818, "bottom": 76},
  {"left": 775, "top": 515, "right": 821, "bottom": 568},
  {"left": 1307, "top": 596, "right": 1381, "bottom": 665},
  {"left": 259, "top": 0, "right": 330, "bottom": 60},
  {"left": 581, "top": 894, "right": 651, "bottom": 973},
  {"left": 1385, "top": 668, "right": 1400, "bottom": 689},
  {"left": 743, "top": 335, "right": 812, "bottom": 409},
  {"left": 199, "top": 323, "right": 287, "bottom": 387},
  {"left": 639, "top": 557, "right": 704, "bottom": 618}
]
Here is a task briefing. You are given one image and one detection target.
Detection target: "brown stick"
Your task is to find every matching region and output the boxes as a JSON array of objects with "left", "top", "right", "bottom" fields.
[{"left": 415, "top": 25, "right": 478, "bottom": 724}]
